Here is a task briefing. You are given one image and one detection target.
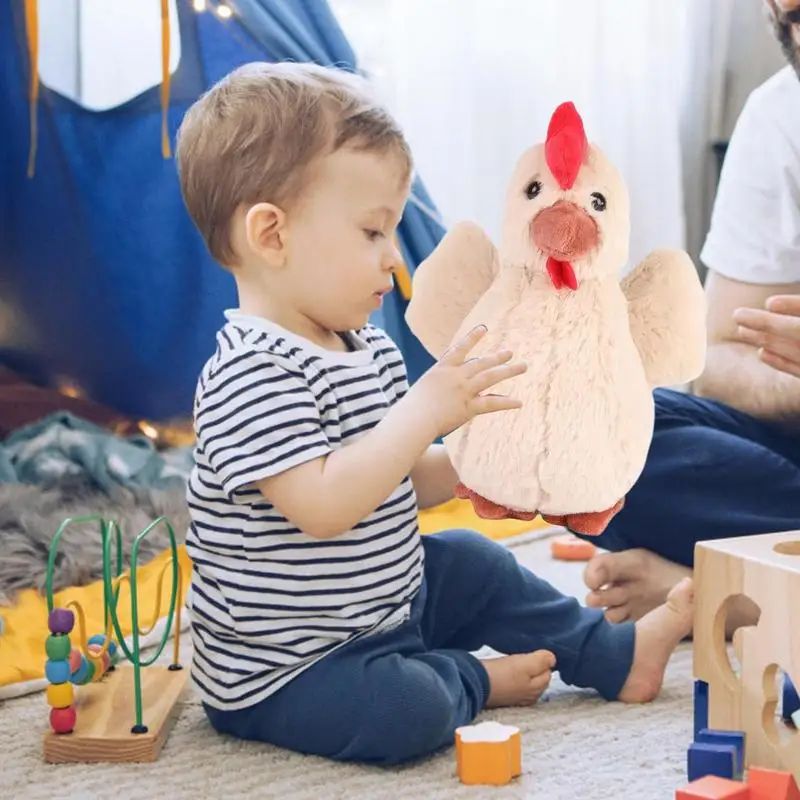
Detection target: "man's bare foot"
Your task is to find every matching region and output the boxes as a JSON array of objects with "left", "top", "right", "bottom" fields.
[
  {"left": 482, "top": 650, "right": 556, "bottom": 708},
  {"left": 583, "top": 548, "right": 691, "bottom": 622},
  {"left": 617, "top": 577, "right": 694, "bottom": 703}
]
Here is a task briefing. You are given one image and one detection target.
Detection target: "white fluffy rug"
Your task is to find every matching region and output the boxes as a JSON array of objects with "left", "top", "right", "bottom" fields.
[{"left": 0, "top": 532, "right": 695, "bottom": 800}]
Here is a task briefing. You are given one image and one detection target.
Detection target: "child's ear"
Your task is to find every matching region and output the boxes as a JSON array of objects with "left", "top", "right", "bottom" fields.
[{"left": 244, "top": 202, "right": 288, "bottom": 267}]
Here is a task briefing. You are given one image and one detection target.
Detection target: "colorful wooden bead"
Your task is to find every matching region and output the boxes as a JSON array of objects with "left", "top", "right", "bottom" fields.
[
  {"left": 71, "top": 656, "right": 91, "bottom": 685},
  {"left": 45, "top": 634, "right": 71, "bottom": 661},
  {"left": 44, "top": 659, "right": 71, "bottom": 685},
  {"left": 87, "top": 634, "right": 116, "bottom": 657},
  {"left": 68, "top": 648, "right": 82, "bottom": 674},
  {"left": 88, "top": 633, "right": 119, "bottom": 664},
  {"left": 50, "top": 705, "right": 76, "bottom": 734},
  {"left": 46, "top": 681, "right": 74, "bottom": 709},
  {"left": 47, "top": 608, "right": 74, "bottom": 635}
]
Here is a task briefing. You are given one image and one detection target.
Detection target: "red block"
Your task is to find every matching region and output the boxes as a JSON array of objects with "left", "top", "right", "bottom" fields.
[
  {"left": 747, "top": 767, "right": 800, "bottom": 800},
  {"left": 675, "top": 775, "right": 751, "bottom": 799}
]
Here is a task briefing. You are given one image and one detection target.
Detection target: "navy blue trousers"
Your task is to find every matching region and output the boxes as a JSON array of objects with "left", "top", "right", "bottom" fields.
[
  {"left": 203, "top": 529, "right": 635, "bottom": 765},
  {"left": 587, "top": 389, "right": 800, "bottom": 566}
]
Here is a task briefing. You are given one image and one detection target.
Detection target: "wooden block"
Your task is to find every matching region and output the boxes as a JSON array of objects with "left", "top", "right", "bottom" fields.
[
  {"left": 693, "top": 531, "right": 800, "bottom": 780},
  {"left": 696, "top": 730, "right": 746, "bottom": 777},
  {"left": 688, "top": 742, "right": 738, "bottom": 782},
  {"left": 455, "top": 721, "right": 521, "bottom": 786},
  {"left": 550, "top": 533, "right": 597, "bottom": 561},
  {"left": 747, "top": 766, "right": 800, "bottom": 800},
  {"left": 694, "top": 681, "right": 709, "bottom": 738},
  {"left": 675, "top": 775, "right": 750, "bottom": 799},
  {"left": 43, "top": 665, "right": 189, "bottom": 763}
]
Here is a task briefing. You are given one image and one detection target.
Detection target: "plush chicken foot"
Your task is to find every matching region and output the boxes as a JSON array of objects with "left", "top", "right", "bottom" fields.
[
  {"left": 541, "top": 498, "right": 625, "bottom": 537},
  {"left": 454, "top": 482, "right": 539, "bottom": 522}
]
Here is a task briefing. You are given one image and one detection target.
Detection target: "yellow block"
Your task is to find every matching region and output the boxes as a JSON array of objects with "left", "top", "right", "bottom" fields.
[{"left": 0, "top": 501, "right": 542, "bottom": 691}]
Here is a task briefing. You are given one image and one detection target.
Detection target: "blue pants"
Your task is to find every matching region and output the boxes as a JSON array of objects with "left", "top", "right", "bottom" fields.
[
  {"left": 203, "top": 529, "right": 635, "bottom": 765},
  {"left": 587, "top": 389, "right": 800, "bottom": 566}
]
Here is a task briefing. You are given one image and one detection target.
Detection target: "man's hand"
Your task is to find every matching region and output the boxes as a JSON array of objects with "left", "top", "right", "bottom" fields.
[{"left": 734, "top": 295, "right": 800, "bottom": 378}]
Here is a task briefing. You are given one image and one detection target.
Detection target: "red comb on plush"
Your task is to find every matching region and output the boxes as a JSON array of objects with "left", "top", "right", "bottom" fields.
[{"left": 545, "top": 102, "right": 588, "bottom": 190}]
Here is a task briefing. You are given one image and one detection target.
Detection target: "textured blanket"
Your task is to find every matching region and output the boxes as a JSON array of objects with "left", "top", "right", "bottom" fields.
[{"left": 0, "top": 477, "right": 189, "bottom": 605}]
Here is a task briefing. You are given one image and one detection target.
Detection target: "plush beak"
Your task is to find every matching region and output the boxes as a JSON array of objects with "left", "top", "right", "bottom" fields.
[{"left": 530, "top": 201, "right": 598, "bottom": 290}]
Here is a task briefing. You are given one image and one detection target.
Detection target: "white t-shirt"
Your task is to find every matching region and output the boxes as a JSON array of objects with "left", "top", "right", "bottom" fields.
[
  {"left": 700, "top": 65, "right": 800, "bottom": 284},
  {"left": 185, "top": 312, "right": 424, "bottom": 711}
]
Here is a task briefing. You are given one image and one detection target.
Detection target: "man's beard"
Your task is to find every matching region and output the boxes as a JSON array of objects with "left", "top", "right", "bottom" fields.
[{"left": 769, "top": 7, "right": 800, "bottom": 78}]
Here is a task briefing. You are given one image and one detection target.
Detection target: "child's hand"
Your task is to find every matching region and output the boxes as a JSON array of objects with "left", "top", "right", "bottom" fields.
[{"left": 408, "top": 325, "right": 527, "bottom": 439}]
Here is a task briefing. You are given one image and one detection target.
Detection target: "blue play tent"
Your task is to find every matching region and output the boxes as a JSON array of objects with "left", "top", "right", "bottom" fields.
[{"left": 0, "top": 0, "right": 440, "bottom": 422}]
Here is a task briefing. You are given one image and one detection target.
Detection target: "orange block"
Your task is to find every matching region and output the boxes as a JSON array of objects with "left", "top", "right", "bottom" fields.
[
  {"left": 747, "top": 767, "right": 800, "bottom": 800},
  {"left": 675, "top": 775, "right": 751, "bottom": 799},
  {"left": 455, "top": 721, "right": 521, "bottom": 786},
  {"left": 550, "top": 533, "right": 597, "bottom": 561}
]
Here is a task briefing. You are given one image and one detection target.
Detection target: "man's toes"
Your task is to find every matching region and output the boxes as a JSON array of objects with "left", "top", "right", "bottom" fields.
[
  {"left": 604, "top": 605, "right": 631, "bottom": 624},
  {"left": 585, "top": 584, "right": 630, "bottom": 609},
  {"left": 583, "top": 554, "right": 611, "bottom": 591}
]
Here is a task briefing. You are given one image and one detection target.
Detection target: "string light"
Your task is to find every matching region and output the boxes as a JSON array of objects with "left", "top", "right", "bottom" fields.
[
  {"left": 215, "top": 3, "right": 232, "bottom": 18},
  {"left": 192, "top": 0, "right": 207, "bottom": 10}
]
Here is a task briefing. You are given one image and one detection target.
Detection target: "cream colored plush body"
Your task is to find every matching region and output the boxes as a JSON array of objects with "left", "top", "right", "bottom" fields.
[
  {"left": 406, "top": 105, "right": 706, "bottom": 520},
  {"left": 448, "top": 275, "right": 652, "bottom": 515}
]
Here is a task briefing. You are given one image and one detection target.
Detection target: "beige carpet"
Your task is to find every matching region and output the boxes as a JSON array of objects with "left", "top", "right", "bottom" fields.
[{"left": 0, "top": 532, "right": 695, "bottom": 800}]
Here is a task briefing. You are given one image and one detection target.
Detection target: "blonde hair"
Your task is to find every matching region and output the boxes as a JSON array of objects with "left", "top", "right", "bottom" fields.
[{"left": 175, "top": 61, "right": 412, "bottom": 266}]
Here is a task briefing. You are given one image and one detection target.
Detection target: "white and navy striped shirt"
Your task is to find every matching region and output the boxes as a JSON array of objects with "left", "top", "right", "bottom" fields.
[{"left": 185, "top": 311, "right": 424, "bottom": 710}]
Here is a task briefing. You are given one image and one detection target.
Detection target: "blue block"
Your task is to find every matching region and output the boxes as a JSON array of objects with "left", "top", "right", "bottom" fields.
[
  {"left": 783, "top": 676, "right": 800, "bottom": 722},
  {"left": 696, "top": 729, "right": 745, "bottom": 776},
  {"left": 693, "top": 680, "right": 709, "bottom": 737},
  {"left": 687, "top": 742, "right": 737, "bottom": 782}
]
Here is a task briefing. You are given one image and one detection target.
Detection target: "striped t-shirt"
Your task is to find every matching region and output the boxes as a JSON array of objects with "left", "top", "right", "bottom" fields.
[{"left": 185, "top": 311, "right": 424, "bottom": 710}]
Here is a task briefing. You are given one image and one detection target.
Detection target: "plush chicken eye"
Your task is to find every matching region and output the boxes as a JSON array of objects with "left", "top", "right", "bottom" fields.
[
  {"left": 524, "top": 180, "right": 543, "bottom": 200},
  {"left": 591, "top": 192, "right": 607, "bottom": 212}
]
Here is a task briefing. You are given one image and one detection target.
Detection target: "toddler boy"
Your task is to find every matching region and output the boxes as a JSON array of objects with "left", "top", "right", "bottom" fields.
[{"left": 176, "top": 61, "right": 694, "bottom": 766}]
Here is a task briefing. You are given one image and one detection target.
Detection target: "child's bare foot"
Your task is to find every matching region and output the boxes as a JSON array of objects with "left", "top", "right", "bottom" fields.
[
  {"left": 617, "top": 577, "right": 694, "bottom": 703},
  {"left": 482, "top": 650, "right": 556, "bottom": 708}
]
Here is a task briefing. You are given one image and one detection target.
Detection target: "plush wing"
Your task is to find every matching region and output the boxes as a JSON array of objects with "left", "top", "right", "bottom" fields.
[
  {"left": 621, "top": 248, "right": 707, "bottom": 387},
  {"left": 405, "top": 221, "right": 498, "bottom": 358}
]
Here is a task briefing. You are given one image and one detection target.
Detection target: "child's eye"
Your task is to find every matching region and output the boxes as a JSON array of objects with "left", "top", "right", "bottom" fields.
[{"left": 364, "top": 229, "right": 384, "bottom": 241}]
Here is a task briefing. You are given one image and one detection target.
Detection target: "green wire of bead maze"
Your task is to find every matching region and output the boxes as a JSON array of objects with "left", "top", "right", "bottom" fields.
[{"left": 45, "top": 514, "right": 182, "bottom": 734}]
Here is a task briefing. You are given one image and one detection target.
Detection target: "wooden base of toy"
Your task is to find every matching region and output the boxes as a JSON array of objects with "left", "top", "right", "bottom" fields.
[{"left": 43, "top": 664, "right": 189, "bottom": 763}]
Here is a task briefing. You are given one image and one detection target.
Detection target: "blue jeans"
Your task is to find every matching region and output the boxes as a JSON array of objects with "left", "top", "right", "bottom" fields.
[
  {"left": 583, "top": 388, "right": 800, "bottom": 566},
  {"left": 203, "top": 529, "right": 635, "bottom": 765}
]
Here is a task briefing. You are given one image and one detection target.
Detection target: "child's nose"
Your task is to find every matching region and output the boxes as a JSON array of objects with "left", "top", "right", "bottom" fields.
[{"left": 385, "top": 240, "right": 403, "bottom": 271}]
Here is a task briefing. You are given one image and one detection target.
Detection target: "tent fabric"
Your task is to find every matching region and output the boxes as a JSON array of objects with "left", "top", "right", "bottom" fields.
[{"left": 0, "top": 0, "right": 438, "bottom": 422}]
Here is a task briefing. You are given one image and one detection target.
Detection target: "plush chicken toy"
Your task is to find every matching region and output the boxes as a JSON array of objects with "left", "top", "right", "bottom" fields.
[{"left": 405, "top": 102, "right": 707, "bottom": 536}]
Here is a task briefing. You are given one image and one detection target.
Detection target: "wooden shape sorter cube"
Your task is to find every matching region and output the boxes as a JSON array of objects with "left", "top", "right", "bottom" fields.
[{"left": 693, "top": 531, "right": 800, "bottom": 781}]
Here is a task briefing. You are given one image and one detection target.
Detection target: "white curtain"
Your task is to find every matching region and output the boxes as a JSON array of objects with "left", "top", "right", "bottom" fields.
[{"left": 332, "top": 0, "right": 735, "bottom": 271}]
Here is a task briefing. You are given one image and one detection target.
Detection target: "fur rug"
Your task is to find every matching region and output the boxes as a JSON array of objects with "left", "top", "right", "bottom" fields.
[{"left": 0, "top": 476, "right": 188, "bottom": 604}]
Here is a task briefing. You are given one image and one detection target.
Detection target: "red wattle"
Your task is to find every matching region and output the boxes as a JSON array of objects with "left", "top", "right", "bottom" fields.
[{"left": 546, "top": 257, "right": 578, "bottom": 291}]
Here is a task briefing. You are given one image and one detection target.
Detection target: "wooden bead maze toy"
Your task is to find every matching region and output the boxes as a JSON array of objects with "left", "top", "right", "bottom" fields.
[
  {"left": 692, "top": 530, "right": 800, "bottom": 782},
  {"left": 43, "top": 514, "right": 189, "bottom": 763}
]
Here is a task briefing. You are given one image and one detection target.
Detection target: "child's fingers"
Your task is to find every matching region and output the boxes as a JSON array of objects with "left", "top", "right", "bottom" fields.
[
  {"left": 440, "top": 325, "right": 487, "bottom": 363},
  {"left": 471, "top": 361, "right": 527, "bottom": 393},
  {"left": 462, "top": 349, "right": 514, "bottom": 377},
  {"left": 472, "top": 393, "right": 523, "bottom": 415}
]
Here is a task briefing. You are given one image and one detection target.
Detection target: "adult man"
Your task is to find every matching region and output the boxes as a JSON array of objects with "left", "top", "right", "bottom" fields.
[{"left": 581, "top": 0, "right": 800, "bottom": 623}]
